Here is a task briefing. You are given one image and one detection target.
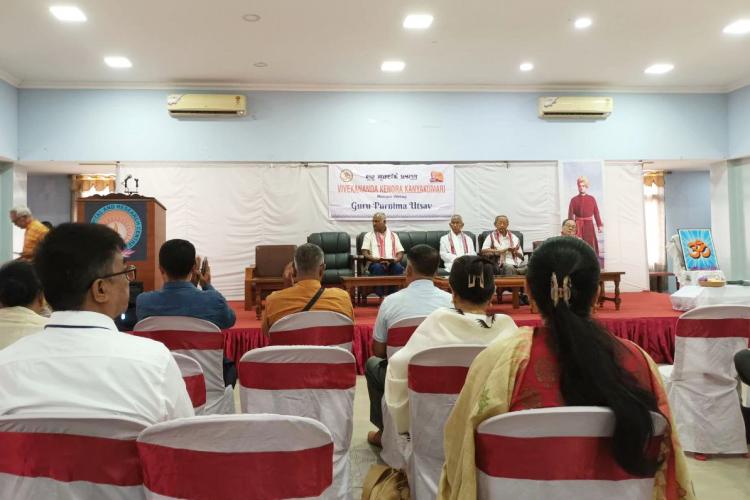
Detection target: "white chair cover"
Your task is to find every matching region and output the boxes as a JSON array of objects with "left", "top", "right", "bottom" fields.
[
  {"left": 660, "top": 305, "right": 750, "bottom": 454},
  {"left": 407, "top": 345, "right": 486, "bottom": 500},
  {"left": 239, "top": 346, "right": 356, "bottom": 500},
  {"left": 0, "top": 413, "right": 148, "bottom": 500},
  {"left": 137, "top": 414, "right": 334, "bottom": 500},
  {"left": 475, "top": 407, "right": 667, "bottom": 500},
  {"left": 269, "top": 311, "right": 354, "bottom": 352},
  {"left": 386, "top": 316, "right": 426, "bottom": 359},
  {"left": 133, "top": 316, "right": 234, "bottom": 415},
  {"left": 171, "top": 352, "right": 206, "bottom": 414}
]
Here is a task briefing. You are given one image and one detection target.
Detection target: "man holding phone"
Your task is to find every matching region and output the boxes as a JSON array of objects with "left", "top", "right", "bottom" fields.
[
  {"left": 136, "top": 239, "right": 237, "bottom": 386},
  {"left": 361, "top": 212, "right": 405, "bottom": 297}
]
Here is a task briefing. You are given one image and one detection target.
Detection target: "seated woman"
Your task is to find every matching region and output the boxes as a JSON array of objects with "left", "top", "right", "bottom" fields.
[
  {"left": 0, "top": 260, "right": 48, "bottom": 349},
  {"left": 384, "top": 255, "right": 518, "bottom": 435},
  {"left": 438, "top": 237, "right": 693, "bottom": 500}
]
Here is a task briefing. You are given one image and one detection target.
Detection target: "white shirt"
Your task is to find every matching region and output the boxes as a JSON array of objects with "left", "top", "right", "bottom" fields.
[
  {"left": 373, "top": 279, "right": 453, "bottom": 343},
  {"left": 385, "top": 308, "right": 517, "bottom": 434},
  {"left": 361, "top": 229, "right": 404, "bottom": 260},
  {"left": 0, "top": 310, "right": 194, "bottom": 424},
  {"left": 481, "top": 230, "right": 522, "bottom": 267},
  {"left": 0, "top": 306, "right": 48, "bottom": 350},
  {"left": 439, "top": 232, "right": 477, "bottom": 272}
]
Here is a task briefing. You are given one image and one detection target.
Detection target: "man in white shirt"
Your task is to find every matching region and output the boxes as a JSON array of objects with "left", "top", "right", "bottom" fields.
[
  {"left": 439, "top": 214, "right": 476, "bottom": 272},
  {"left": 364, "top": 244, "right": 452, "bottom": 446},
  {"left": 361, "top": 212, "right": 405, "bottom": 297},
  {"left": 480, "top": 215, "right": 526, "bottom": 276},
  {"left": 0, "top": 223, "right": 193, "bottom": 424}
]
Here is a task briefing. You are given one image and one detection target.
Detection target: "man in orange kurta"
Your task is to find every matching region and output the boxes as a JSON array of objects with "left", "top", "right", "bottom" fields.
[{"left": 9, "top": 206, "right": 49, "bottom": 261}]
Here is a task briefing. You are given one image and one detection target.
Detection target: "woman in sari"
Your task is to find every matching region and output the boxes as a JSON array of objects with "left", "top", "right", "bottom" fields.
[{"left": 438, "top": 237, "right": 694, "bottom": 500}]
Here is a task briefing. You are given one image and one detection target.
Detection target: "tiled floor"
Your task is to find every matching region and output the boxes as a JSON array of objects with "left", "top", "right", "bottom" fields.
[{"left": 236, "top": 376, "right": 750, "bottom": 499}]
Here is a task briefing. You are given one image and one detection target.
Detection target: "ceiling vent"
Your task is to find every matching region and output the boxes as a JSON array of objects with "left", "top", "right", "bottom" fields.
[
  {"left": 538, "top": 96, "right": 613, "bottom": 119},
  {"left": 167, "top": 94, "right": 246, "bottom": 117}
]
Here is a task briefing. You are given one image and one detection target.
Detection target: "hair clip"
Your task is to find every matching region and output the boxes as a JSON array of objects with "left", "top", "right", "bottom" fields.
[
  {"left": 550, "top": 274, "right": 572, "bottom": 306},
  {"left": 468, "top": 273, "right": 485, "bottom": 288}
]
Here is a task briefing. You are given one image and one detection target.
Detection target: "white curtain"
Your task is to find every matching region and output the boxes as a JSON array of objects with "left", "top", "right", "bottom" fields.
[
  {"left": 643, "top": 173, "right": 666, "bottom": 272},
  {"left": 119, "top": 162, "right": 648, "bottom": 300}
]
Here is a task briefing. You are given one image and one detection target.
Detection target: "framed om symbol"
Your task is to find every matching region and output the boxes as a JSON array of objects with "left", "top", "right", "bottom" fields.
[{"left": 678, "top": 228, "right": 720, "bottom": 271}]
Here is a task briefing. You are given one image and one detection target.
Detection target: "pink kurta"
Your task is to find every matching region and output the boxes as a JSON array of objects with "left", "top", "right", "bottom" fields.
[{"left": 568, "top": 194, "right": 602, "bottom": 255}]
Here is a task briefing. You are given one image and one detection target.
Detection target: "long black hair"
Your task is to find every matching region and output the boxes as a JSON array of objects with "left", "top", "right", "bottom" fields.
[
  {"left": 527, "top": 237, "right": 660, "bottom": 476},
  {"left": 448, "top": 255, "right": 496, "bottom": 305}
]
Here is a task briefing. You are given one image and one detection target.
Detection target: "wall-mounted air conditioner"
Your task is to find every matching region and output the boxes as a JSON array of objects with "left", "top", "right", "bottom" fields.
[
  {"left": 167, "top": 94, "right": 247, "bottom": 117},
  {"left": 538, "top": 96, "right": 613, "bottom": 119}
]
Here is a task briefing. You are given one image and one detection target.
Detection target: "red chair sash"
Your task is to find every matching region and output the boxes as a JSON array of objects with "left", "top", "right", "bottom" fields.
[
  {"left": 137, "top": 442, "right": 333, "bottom": 500},
  {"left": 0, "top": 432, "right": 142, "bottom": 486},
  {"left": 408, "top": 365, "right": 470, "bottom": 394},
  {"left": 387, "top": 326, "right": 417, "bottom": 347},
  {"left": 269, "top": 325, "right": 353, "bottom": 346},
  {"left": 183, "top": 374, "right": 207, "bottom": 407},
  {"left": 130, "top": 330, "right": 224, "bottom": 350},
  {"left": 678, "top": 318, "right": 750, "bottom": 339},
  {"left": 240, "top": 362, "right": 355, "bottom": 390}
]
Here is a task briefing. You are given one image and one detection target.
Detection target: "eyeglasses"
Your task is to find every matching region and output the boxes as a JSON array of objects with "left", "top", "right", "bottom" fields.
[{"left": 93, "top": 265, "right": 137, "bottom": 285}]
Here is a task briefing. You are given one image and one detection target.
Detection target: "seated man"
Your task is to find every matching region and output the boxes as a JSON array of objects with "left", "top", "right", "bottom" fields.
[
  {"left": 561, "top": 218, "right": 578, "bottom": 237},
  {"left": 439, "top": 214, "right": 476, "bottom": 272},
  {"left": 365, "top": 244, "right": 452, "bottom": 446},
  {"left": 0, "top": 223, "right": 193, "bottom": 423},
  {"left": 480, "top": 215, "right": 526, "bottom": 275},
  {"left": 361, "top": 212, "right": 405, "bottom": 296},
  {"left": 261, "top": 243, "right": 354, "bottom": 334},
  {"left": 136, "top": 239, "right": 237, "bottom": 386}
]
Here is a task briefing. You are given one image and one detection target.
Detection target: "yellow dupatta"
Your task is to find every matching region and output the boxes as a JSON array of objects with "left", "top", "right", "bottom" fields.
[{"left": 437, "top": 327, "right": 695, "bottom": 500}]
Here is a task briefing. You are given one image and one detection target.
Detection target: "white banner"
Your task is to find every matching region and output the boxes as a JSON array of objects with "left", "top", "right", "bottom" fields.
[{"left": 328, "top": 164, "right": 454, "bottom": 220}]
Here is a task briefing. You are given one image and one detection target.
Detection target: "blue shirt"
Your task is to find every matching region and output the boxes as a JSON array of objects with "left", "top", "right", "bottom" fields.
[
  {"left": 373, "top": 279, "right": 452, "bottom": 343},
  {"left": 136, "top": 281, "right": 236, "bottom": 330}
]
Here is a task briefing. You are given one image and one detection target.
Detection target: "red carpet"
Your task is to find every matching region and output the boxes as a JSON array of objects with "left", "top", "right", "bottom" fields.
[{"left": 223, "top": 291, "right": 680, "bottom": 374}]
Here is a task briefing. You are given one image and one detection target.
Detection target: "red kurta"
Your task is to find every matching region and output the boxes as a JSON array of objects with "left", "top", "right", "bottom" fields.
[{"left": 568, "top": 194, "right": 602, "bottom": 255}]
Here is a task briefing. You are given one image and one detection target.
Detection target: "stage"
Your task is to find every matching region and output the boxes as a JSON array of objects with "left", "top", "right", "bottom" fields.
[{"left": 222, "top": 291, "right": 681, "bottom": 374}]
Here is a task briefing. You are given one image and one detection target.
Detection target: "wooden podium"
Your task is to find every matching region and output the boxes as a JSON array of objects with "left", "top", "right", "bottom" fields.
[{"left": 76, "top": 194, "right": 166, "bottom": 292}]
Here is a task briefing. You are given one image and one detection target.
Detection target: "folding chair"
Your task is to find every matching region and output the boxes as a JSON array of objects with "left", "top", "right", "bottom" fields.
[
  {"left": 269, "top": 311, "right": 354, "bottom": 352},
  {"left": 658, "top": 305, "right": 750, "bottom": 455},
  {"left": 171, "top": 352, "right": 207, "bottom": 414},
  {"left": 133, "top": 316, "right": 234, "bottom": 414},
  {"left": 239, "top": 346, "right": 356, "bottom": 500},
  {"left": 406, "top": 344, "right": 486, "bottom": 499},
  {"left": 137, "top": 414, "right": 334, "bottom": 500},
  {"left": 0, "top": 413, "right": 148, "bottom": 499},
  {"left": 386, "top": 316, "right": 426, "bottom": 359},
  {"left": 476, "top": 407, "right": 667, "bottom": 500}
]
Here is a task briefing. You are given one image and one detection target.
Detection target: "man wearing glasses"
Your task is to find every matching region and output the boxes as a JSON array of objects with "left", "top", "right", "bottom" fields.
[
  {"left": 9, "top": 206, "right": 49, "bottom": 261},
  {"left": 0, "top": 223, "right": 193, "bottom": 423}
]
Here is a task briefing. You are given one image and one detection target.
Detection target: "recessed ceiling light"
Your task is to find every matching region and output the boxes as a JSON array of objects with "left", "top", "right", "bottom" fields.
[
  {"left": 403, "top": 14, "right": 433, "bottom": 30},
  {"left": 253, "top": 62, "right": 268, "bottom": 68},
  {"left": 242, "top": 14, "right": 261, "bottom": 22},
  {"left": 49, "top": 5, "right": 87, "bottom": 22},
  {"left": 519, "top": 62, "right": 534, "bottom": 72},
  {"left": 723, "top": 19, "right": 750, "bottom": 35},
  {"left": 104, "top": 56, "right": 132, "bottom": 69},
  {"left": 381, "top": 60, "right": 405, "bottom": 72},
  {"left": 644, "top": 63, "right": 674, "bottom": 74},
  {"left": 574, "top": 17, "right": 592, "bottom": 30}
]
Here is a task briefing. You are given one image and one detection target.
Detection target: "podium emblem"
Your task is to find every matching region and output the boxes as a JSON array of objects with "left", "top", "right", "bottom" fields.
[{"left": 91, "top": 203, "right": 144, "bottom": 250}]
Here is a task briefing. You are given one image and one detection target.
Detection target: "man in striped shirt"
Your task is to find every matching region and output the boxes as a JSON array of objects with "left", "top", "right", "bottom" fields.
[{"left": 9, "top": 206, "right": 49, "bottom": 261}]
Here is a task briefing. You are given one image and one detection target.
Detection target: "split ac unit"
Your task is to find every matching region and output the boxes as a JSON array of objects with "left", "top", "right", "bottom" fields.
[
  {"left": 167, "top": 94, "right": 247, "bottom": 117},
  {"left": 538, "top": 96, "right": 613, "bottom": 119}
]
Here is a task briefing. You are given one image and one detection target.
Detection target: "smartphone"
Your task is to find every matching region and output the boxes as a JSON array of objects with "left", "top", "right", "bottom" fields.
[{"left": 200, "top": 257, "right": 208, "bottom": 275}]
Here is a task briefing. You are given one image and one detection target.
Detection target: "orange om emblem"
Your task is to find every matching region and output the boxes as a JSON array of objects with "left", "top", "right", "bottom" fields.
[{"left": 687, "top": 239, "right": 711, "bottom": 259}]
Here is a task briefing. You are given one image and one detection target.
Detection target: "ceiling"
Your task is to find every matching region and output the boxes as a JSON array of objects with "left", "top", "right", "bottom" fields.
[{"left": 2, "top": 1, "right": 750, "bottom": 91}]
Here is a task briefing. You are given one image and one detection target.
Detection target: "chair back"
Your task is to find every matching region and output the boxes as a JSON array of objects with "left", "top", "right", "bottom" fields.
[
  {"left": 239, "top": 346, "right": 356, "bottom": 499},
  {"left": 407, "top": 344, "right": 486, "bottom": 500},
  {"left": 386, "top": 316, "right": 427, "bottom": 359},
  {"left": 307, "top": 233, "right": 353, "bottom": 285},
  {"left": 132, "top": 316, "right": 232, "bottom": 414},
  {"left": 0, "top": 413, "right": 148, "bottom": 499},
  {"left": 478, "top": 230, "right": 524, "bottom": 252},
  {"left": 668, "top": 305, "right": 750, "bottom": 454},
  {"left": 254, "top": 245, "right": 296, "bottom": 278},
  {"left": 171, "top": 352, "right": 207, "bottom": 414},
  {"left": 269, "top": 311, "right": 354, "bottom": 352},
  {"left": 475, "top": 407, "right": 667, "bottom": 500},
  {"left": 137, "top": 414, "right": 334, "bottom": 500}
]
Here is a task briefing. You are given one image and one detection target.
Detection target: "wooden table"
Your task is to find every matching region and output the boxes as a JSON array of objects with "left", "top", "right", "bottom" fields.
[
  {"left": 342, "top": 276, "right": 408, "bottom": 305},
  {"left": 434, "top": 276, "right": 533, "bottom": 311},
  {"left": 599, "top": 271, "right": 625, "bottom": 310}
]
